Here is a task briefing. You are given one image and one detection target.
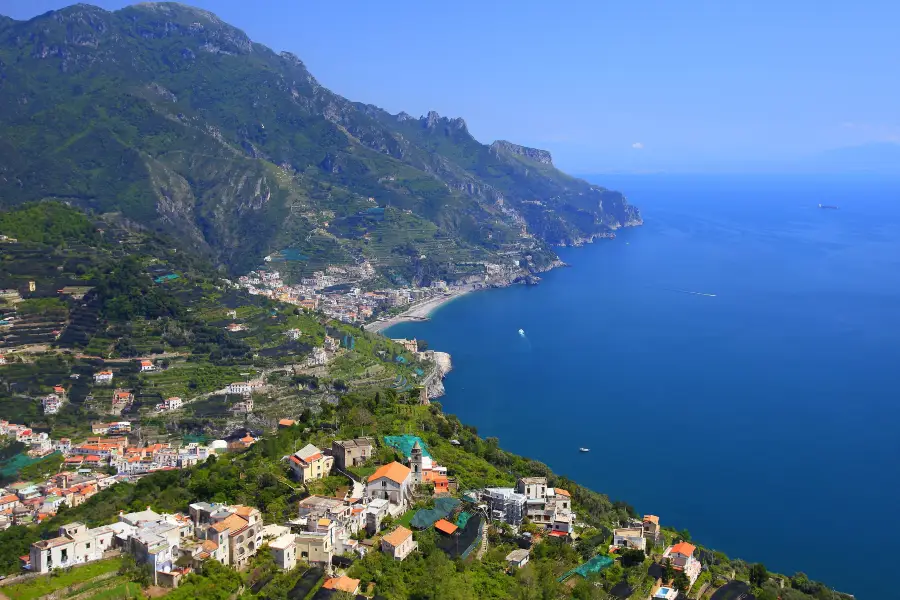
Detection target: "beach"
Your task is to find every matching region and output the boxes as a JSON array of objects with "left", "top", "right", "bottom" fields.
[{"left": 364, "top": 285, "right": 477, "bottom": 333}]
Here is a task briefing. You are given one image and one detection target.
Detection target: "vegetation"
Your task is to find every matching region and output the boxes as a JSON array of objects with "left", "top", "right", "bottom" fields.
[
  {"left": 2, "top": 557, "right": 123, "bottom": 600},
  {"left": 0, "top": 3, "right": 639, "bottom": 283}
]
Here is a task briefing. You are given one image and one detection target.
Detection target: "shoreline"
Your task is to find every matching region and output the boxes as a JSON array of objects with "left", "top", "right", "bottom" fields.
[{"left": 363, "top": 284, "right": 480, "bottom": 334}]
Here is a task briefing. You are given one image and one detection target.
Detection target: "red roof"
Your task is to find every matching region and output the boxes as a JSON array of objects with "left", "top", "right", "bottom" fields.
[
  {"left": 548, "top": 530, "right": 569, "bottom": 537},
  {"left": 671, "top": 541, "right": 696, "bottom": 557},
  {"left": 434, "top": 519, "right": 458, "bottom": 535},
  {"left": 289, "top": 455, "right": 302, "bottom": 465}
]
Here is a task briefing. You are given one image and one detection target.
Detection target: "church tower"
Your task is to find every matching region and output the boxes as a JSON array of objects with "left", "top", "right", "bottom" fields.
[{"left": 410, "top": 440, "right": 423, "bottom": 484}]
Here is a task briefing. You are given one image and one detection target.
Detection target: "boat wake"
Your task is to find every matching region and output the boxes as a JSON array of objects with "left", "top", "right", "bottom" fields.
[{"left": 669, "top": 289, "right": 717, "bottom": 298}]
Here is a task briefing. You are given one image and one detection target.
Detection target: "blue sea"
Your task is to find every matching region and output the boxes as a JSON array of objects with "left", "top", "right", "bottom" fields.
[{"left": 387, "top": 174, "right": 900, "bottom": 600}]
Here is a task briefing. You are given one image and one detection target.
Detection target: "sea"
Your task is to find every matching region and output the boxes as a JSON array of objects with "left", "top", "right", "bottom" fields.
[{"left": 386, "top": 173, "right": 900, "bottom": 600}]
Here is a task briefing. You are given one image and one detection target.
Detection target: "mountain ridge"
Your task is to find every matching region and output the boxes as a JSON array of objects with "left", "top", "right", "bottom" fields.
[{"left": 0, "top": 2, "right": 640, "bottom": 282}]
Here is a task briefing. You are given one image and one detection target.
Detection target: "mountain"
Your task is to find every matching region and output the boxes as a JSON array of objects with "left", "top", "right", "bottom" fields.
[{"left": 0, "top": 2, "right": 640, "bottom": 281}]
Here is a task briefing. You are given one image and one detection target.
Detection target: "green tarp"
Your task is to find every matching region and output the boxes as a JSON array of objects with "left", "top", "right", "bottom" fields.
[
  {"left": 383, "top": 435, "right": 432, "bottom": 459},
  {"left": 559, "top": 554, "right": 614, "bottom": 582},
  {"left": 409, "top": 497, "right": 461, "bottom": 529}
]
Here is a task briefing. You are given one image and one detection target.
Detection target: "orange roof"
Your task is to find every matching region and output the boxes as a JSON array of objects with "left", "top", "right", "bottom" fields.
[
  {"left": 434, "top": 519, "right": 458, "bottom": 535},
  {"left": 303, "top": 452, "right": 323, "bottom": 462},
  {"left": 368, "top": 461, "right": 411, "bottom": 485},
  {"left": 210, "top": 513, "right": 248, "bottom": 534},
  {"left": 643, "top": 514, "right": 659, "bottom": 525},
  {"left": 140, "top": 360, "right": 152, "bottom": 366},
  {"left": 0, "top": 494, "right": 18, "bottom": 504},
  {"left": 114, "top": 391, "right": 131, "bottom": 399},
  {"left": 671, "top": 541, "right": 696, "bottom": 557},
  {"left": 85, "top": 455, "right": 101, "bottom": 461},
  {"left": 289, "top": 455, "right": 302, "bottom": 465},
  {"left": 555, "top": 488, "right": 571, "bottom": 497},
  {"left": 241, "top": 435, "right": 255, "bottom": 443},
  {"left": 322, "top": 576, "right": 360, "bottom": 594},
  {"left": 201, "top": 539, "right": 219, "bottom": 551},
  {"left": 53, "top": 386, "right": 65, "bottom": 393},
  {"left": 382, "top": 525, "right": 413, "bottom": 547},
  {"left": 278, "top": 419, "right": 295, "bottom": 426},
  {"left": 233, "top": 505, "right": 256, "bottom": 518}
]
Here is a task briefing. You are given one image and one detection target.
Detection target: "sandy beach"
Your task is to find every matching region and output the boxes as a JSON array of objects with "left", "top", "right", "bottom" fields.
[{"left": 364, "top": 285, "right": 478, "bottom": 333}]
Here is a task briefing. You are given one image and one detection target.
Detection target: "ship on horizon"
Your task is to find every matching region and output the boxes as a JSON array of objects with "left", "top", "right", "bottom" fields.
[{"left": 818, "top": 203, "right": 839, "bottom": 209}]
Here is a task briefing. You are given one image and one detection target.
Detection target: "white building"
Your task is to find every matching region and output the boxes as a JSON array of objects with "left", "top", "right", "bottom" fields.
[
  {"left": 269, "top": 533, "right": 297, "bottom": 570},
  {"left": 227, "top": 382, "right": 250, "bottom": 395},
  {"left": 366, "top": 462, "right": 412, "bottom": 508},
  {"left": 661, "top": 542, "right": 702, "bottom": 585},
  {"left": 94, "top": 371, "right": 114, "bottom": 384},
  {"left": 381, "top": 525, "right": 416, "bottom": 561},
  {"left": 29, "top": 523, "right": 116, "bottom": 573},
  {"left": 613, "top": 527, "right": 647, "bottom": 551}
]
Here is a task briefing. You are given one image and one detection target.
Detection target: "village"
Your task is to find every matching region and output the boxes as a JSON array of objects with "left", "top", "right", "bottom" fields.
[
  {"left": 8, "top": 420, "right": 704, "bottom": 600},
  {"left": 235, "top": 266, "right": 453, "bottom": 325}
]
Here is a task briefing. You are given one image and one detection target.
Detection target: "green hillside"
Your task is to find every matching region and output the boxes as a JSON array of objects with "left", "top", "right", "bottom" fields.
[{"left": 0, "top": 2, "right": 640, "bottom": 282}]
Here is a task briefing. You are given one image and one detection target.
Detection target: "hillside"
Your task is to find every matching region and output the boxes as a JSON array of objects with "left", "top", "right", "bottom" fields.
[
  {"left": 0, "top": 2, "right": 640, "bottom": 283},
  {"left": 0, "top": 388, "right": 849, "bottom": 600},
  {"left": 0, "top": 203, "right": 434, "bottom": 440}
]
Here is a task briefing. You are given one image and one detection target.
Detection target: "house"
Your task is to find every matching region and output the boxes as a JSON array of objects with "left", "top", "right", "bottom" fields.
[
  {"left": 112, "top": 390, "right": 133, "bottom": 411},
  {"left": 288, "top": 444, "right": 333, "bottom": 482},
  {"left": 613, "top": 527, "right": 647, "bottom": 551},
  {"left": 269, "top": 533, "right": 297, "bottom": 570},
  {"left": 321, "top": 575, "right": 360, "bottom": 594},
  {"left": 323, "top": 336, "right": 339, "bottom": 352},
  {"left": 294, "top": 529, "right": 334, "bottom": 567},
  {"left": 278, "top": 419, "right": 295, "bottom": 428},
  {"left": 204, "top": 505, "right": 263, "bottom": 568},
  {"left": 164, "top": 397, "right": 183, "bottom": 411},
  {"left": 366, "top": 462, "right": 412, "bottom": 507},
  {"left": 139, "top": 360, "right": 155, "bottom": 372},
  {"left": 43, "top": 394, "right": 63, "bottom": 415},
  {"left": 391, "top": 338, "right": 419, "bottom": 354},
  {"left": 29, "top": 522, "right": 115, "bottom": 572},
  {"left": 306, "top": 347, "right": 328, "bottom": 367},
  {"left": 483, "top": 488, "right": 526, "bottom": 525},
  {"left": 422, "top": 470, "right": 450, "bottom": 495},
  {"left": 226, "top": 323, "right": 245, "bottom": 332},
  {"left": 92, "top": 422, "right": 131, "bottom": 435},
  {"left": 0, "top": 355, "right": 6, "bottom": 365},
  {"left": 381, "top": 525, "right": 416, "bottom": 561},
  {"left": 643, "top": 515, "right": 661, "bottom": 545},
  {"left": 516, "top": 477, "right": 548, "bottom": 500},
  {"left": 94, "top": 371, "right": 113, "bottom": 384},
  {"left": 364, "top": 498, "right": 389, "bottom": 535},
  {"left": 551, "top": 513, "right": 574, "bottom": 536},
  {"left": 0, "top": 493, "right": 20, "bottom": 511},
  {"left": 331, "top": 438, "right": 374, "bottom": 470},
  {"left": 227, "top": 382, "right": 250, "bottom": 395},
  {"left": 661, "top": 541, "right": 702, "bottom": 585},
  {"left": 506, "top": 548, "right": 530, "bottom": 570}
]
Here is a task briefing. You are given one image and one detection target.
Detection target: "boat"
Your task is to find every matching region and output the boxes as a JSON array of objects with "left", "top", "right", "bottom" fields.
[
  {"left": 518, "top": 328, "right": 525, "bottom": 336},
  {"left": 579, "top": 447, "right": 590, "bottom": 453},
  {"left": 818, "top": 203, "right": 839, "bottom": 209}
]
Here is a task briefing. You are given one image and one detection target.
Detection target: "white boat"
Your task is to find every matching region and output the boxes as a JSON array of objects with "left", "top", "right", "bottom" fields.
[
  {"left": 579, "top": 447, "right": 590, "bottom": 452},
  {"left": 518, "top": 328, "right": 525, "bottom": 336}
]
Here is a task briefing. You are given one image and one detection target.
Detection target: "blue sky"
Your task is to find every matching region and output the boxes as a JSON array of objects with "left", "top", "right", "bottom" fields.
[{"left": 5, "top": 0, "right": 899, "bottom": 172}]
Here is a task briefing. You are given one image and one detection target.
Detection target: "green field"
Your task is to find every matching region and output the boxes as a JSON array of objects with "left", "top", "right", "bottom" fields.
[{"left": 3, "top": 558, "right": 123, "bottom": 600}]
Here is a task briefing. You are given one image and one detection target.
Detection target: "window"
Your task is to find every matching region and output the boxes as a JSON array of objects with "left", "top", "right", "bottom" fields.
[{"left": 86, "top": 543, "right": 91, "bottom": 549}]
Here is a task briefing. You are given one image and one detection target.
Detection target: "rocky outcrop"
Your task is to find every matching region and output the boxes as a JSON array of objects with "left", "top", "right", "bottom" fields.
[{"left": 490, "top": 140, "right": 553, "bottom": 165}]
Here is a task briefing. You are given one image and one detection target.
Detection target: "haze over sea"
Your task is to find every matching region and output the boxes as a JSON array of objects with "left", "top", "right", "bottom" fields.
[{"left": 387, "top": 173, "right": 900, "bottom": 600}]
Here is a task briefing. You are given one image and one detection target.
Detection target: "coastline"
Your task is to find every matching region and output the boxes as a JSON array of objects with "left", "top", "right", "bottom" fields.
[{"left": 363, "top": 284, "right": 479, "bottom": 334}]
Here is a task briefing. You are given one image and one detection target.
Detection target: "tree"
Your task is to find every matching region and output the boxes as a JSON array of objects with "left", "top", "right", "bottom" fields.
[
  {"left": 749, "top": 562, "right": 768, "bottom": 587},
  {"left": 348, "top": 406, "right": 374, "bottom": 433},
  {"left": 663, "top": 558, "right": 674, "bottom": 583},
  {"left": 621, "top": 548, "right": 645, "bottom": 567},
  {"left": 673, "top": 571, "right": 690, "bottom": 593}
]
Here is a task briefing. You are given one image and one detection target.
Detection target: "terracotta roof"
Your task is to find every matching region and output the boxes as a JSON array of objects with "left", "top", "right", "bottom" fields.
[
  {"left": 0, "top": 494, "right": 18, "bottom": 504},
  {"left": 278, "top": 419, "right": 295, "bottom": 427},
  {"left": 554, "top": 488, "right": 571, "bottom": 497},
  {"left": 322, "top": 576, "right": 360, "bottom": 593},
  {"left": 201, "top": 539, "right": 218, "bottom": 551},
  {"left": 671, "top": 541, "right": 696, "bottom": 557},
  {"left": 434, "top": 519, "right": 458, "bottom": 535},
  {"left": 233, "top": 505, "right": 256, "bottom": 518},
  {"left": 302, "top": 452, "right": 323, "bottom": 462},
  {"left": 210, "top": 513, "right": 248, "bottom": 534},
  {"left": 643, "top": 514, "right": 659, "bottom": 525},
  {"left": 382, "top": 525, "right": 412, "bottom": 547},
  {"left": 241, "top": 435, "right": 255, "bottom": 443},
  {"left": 368, "top": 461, "right": 411, "bottom": 485},
  {"left": 289, "top": 455, "right": 302, "bottom": 465},
  {"left": 548, "top": 530, "right": 568, "bottom": 537}
]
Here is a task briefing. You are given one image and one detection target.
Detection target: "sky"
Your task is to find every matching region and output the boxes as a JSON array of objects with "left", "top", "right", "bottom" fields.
[{"left": 4, "top": 0, "right": 899, "bottom": 173}]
